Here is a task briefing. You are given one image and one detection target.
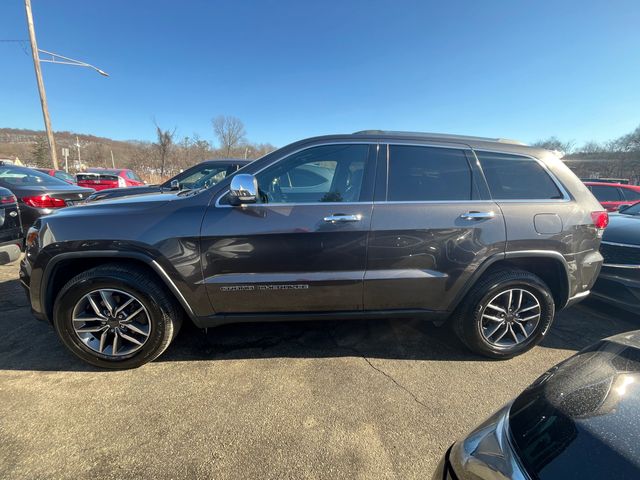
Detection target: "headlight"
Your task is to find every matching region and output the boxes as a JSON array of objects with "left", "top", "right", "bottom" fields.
[
  {"left": 447, "top": 404, "right": 528, "bottom": 480},
  {"left": 25, "top": 225, "right": 40, "bottom": 249}
]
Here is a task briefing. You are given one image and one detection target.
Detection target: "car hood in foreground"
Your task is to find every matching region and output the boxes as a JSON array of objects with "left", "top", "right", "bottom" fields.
[
  {"left": 46, "top": 191, "right": 184, "bottom": 220},
  {"left": 86, "top": 185, "right": 163, "bottom": 201},
  {"left": 508, "top": 330, "right": 640, "bottom": 479},
  {"left": 603, "top": 213, "right": 640, "bottom": 246}
]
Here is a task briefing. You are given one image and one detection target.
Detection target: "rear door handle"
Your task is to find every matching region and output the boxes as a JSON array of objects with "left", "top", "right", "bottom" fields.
[
  {"left": 323, "top": 214, "right": 362, "bottom": 223},
  {"left": 460, "top": 211, "right": 495, "bottom": 220}
]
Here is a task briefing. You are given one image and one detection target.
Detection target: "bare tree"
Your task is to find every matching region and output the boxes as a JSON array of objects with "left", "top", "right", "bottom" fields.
[
  {"left": 531, "top": 136, "right": 574, "bottom": 155},
  {"left": 153, "top": 121, "right": 176, "bottom": 178},
  {"left": 212, "top": 115, "right": 246, "bottom": 157},
  {"left": 577, "top": 141, "right": 604, "bottom": 154}
]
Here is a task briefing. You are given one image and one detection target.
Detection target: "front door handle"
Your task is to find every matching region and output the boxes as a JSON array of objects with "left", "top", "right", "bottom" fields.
[
  {"left": 460, "top": 211, "right": 495, "bottom": 221},
  {"left": 323, "top": 214, "right": 362, "bottom": 223}
]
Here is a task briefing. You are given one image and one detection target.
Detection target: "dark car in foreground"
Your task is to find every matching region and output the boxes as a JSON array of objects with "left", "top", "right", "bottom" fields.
[
  {"left": 434, "top": 330, "right": 640, "bottom": 480},
  {"left": 21, "top": 131, "right": 605, "bottom": 368},
  {"left": 0, "top": 186, "right": 22, "bottom": 265},
  {"left": 0, "top": 165, "right": 94, "bottom": 229},
  {"left": 592, "top": 203, "right": 640, "bottom": 312},
  {"left": 84, "top": 159, "right": 250, "bottom": 202}
]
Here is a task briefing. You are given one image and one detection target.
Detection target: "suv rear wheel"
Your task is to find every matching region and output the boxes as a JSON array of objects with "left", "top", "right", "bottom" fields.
[
  {"left": 452, "top": 269, "right": 555, "bottom": 359},
  {"left": 53, "top": 264, "right": 183, "bottom": 369}
]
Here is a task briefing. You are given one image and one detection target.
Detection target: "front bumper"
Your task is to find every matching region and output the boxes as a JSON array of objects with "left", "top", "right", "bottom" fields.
[
  {"left": 18, "top": 254, "right": 46, "bottom": 321},
  {"left": 0, "top": 240, "right": 21, "bottom": 265}
]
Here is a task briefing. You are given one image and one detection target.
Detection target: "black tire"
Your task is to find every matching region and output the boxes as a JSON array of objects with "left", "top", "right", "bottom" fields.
[
  {"left": 452, "top": 269, "right": 555, "bottom": 359},
  {"left": 53, "top": 264, "right": 183, "bottom": 369}
]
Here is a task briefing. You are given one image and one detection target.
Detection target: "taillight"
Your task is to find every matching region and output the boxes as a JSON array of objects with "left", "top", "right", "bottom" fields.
[
  {"left": 0, "top": 193, "right": 16, "bottom": 204},
  {"left": 22, "top": 195, "right": 67, "bottom": 208},
  {"left": 118, "top": 177, "right": 126, "bottom": 188},
  {"left": 591, "top": 211, "right": 609, "bottom": 229}
]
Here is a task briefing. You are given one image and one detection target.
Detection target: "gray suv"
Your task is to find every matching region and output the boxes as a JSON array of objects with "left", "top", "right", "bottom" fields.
[{"left": 20, "top": 131, "right": 606, "bottom": 368}]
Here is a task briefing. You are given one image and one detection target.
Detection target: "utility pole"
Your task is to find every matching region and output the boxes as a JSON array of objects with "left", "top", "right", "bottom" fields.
[
  {"left": 61, "top": 147, "right": 69, "bottom": 172},
  {"left": 24, "top": 0, "right": 59, "bottom": 170},
  {"left": 75, "top": 136, "right": 82, "bottom": 166},
  {"left": 110, "top": 149, "right": 115, "bottom": 168}
]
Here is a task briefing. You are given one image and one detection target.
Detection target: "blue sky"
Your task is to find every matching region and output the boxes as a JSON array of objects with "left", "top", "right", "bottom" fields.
[{"left": 1, "top": 0, "right": 639, "bottom": 148}]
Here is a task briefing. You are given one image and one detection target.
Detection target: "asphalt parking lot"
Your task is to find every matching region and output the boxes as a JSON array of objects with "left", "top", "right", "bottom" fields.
[{"left": 0, "top": 261, "right": 637, "bottom": 480}]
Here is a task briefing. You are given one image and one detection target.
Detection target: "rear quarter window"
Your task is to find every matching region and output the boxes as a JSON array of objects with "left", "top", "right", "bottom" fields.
[
  {"left": 590, "top": 185, "right": 622, "bottom": 202},
  {"left": 477, "top": 152, "right": 564, "bottom": 200},
  {"left": 621, "top": 188, "right": 640, "bottom": 201}
]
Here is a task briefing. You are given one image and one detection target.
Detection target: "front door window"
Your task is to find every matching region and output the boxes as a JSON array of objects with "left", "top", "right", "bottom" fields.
[{"left": 256, "top": 144, "right": 369, "bottom": 204}]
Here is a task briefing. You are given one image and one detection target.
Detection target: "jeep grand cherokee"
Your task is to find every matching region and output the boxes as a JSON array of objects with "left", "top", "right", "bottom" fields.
[{"left": 20, "top": 131, "right": 607, "bottom": 368}]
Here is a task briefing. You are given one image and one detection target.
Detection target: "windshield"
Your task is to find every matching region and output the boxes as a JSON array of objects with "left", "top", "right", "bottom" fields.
[
  {"left": 620, "top": 202, "right": 640, "bottom": 215},
  {"left": 0, "top": 166, "right": 70, "bottom": 186},
  {"left": 55, "top": 171, "right": 76, "bottom": 184},
  {"left": 171, "top": 165, "right": 230, "bottom": 190}
]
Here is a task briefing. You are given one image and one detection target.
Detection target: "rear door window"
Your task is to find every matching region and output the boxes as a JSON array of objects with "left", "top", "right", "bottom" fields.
[
  {"left": 387, "top": 146, "right": 475, "bottom": 201},
  {"left": 476, "top": 152, "right": 564, "bottom": 200},
  {"left": 590, "top": 185, "right": 622, "bottom": 202}
]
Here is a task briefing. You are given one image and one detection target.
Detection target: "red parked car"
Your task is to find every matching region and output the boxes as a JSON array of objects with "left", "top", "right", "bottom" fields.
[
  {"left": 35, "top": 168, "right": 77, "bottom": 184},
  {"left": 584, "top": 181, "right": 640, "bottom": 211},
  {"left": 76, "top": 168, "right": 145, "bottom": 191}
]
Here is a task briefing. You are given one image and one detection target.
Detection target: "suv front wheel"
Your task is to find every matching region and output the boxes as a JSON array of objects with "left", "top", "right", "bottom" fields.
[
  {"left": 452, "top": 269, "right": 555, "bottom": 359},
  {"left": 53, "top": 264, "right": 183, "bottom": 369}
]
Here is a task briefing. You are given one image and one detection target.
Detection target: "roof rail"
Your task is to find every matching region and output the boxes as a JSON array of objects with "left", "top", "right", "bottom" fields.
[{"left": 352, "top": 130, "right": 527, "bottom": 146}]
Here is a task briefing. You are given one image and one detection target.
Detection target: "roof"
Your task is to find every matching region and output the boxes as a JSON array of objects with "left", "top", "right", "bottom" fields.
[
  {"left": 352, "top": 130, "right": 527, "bottom": 146},
  {"left": 203, "top": 158, "right": 252, "bottom": 164},
  {"left": 584, "top": 181, "right": 640, "bottom": 189}
]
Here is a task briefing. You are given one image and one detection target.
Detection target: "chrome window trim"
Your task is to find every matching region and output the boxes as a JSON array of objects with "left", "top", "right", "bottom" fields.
[
  {"left": 217, "top": 201, "right": 373, "bottom": 208},
  {"left": 214, "top": 140, "right": 572, "bottom": 208},
  {"left": 602, "top": 241, "right": 640, "bottom": 249},
  {"left": 603, "top": 263, "right": 640, "bottom": 269},
  {"left": 472, "top": 148, "right": 572, "bottom": 203},
  {"left": 372, "top": 200, "right": 496, "bottom": 205},
  {"left": 382, "top": 143, "right": 571, "bottom": 204}
]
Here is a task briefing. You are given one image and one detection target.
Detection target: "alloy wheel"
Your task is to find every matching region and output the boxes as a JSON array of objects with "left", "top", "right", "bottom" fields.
[
  {"left": 480, "top": 288, "right": 541, "bottom": 348},
  {"left": 72, "top": 289, "right": 152, "bottom": 357}
]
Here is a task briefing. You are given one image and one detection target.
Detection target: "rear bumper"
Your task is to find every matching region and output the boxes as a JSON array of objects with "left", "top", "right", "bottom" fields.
[
  {"left": 565, "top": 290, "right": 592, "bottom": 308},
  {"left": 591, "top": 264, "right": 640, "bottom": 312}
]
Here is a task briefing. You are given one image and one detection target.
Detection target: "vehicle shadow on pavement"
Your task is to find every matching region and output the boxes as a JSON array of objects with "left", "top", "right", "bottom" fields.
[
  {"left": 541, "top": 299, "right": 639, "bottom": 350},
  {"left": 162, "top": 298, "right": 638, "bottom": 364},
  {"left": 0, "top": 274, "right": 637, "bottom": 371}
]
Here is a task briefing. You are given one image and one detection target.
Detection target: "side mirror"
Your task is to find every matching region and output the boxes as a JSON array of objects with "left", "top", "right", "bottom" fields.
[
  {"left": 170, "top": 179, "right": 180, "bottom": 190},
  {"left": 229, "top": 174, "right": 258, "bottom": 205}
]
